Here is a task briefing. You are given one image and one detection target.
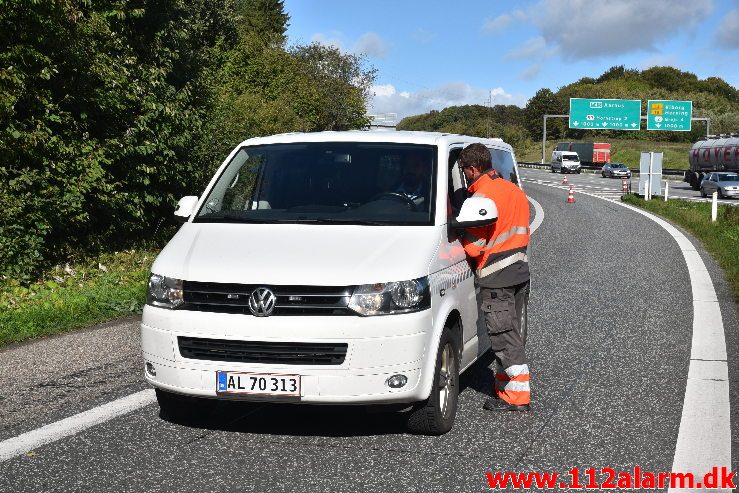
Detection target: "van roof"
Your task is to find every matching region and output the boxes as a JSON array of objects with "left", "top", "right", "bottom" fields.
[{"left": 237, "top": 130, "right": 512, "bottom": 152}]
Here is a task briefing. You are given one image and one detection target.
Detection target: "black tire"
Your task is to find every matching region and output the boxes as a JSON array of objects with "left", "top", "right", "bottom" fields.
[
  {"left": 156, "top": 388, "right": 211, "bottom": 422},
  {"left": 406, "top": 327, "right": 459, "bottom": 435},
  {"left": 601, "top": 172, "right": 606, "bottom": 178},
  {"left": 701, "top": 188, "right": 707, "bottom": 198},
  {"left": 691, "top": 173, "right": 701, "bottom": 191},
  {"left": 577, "top": 169, "right": 581, "bottom": 174}
]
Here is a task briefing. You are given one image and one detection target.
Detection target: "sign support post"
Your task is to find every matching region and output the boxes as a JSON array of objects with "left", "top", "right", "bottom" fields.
[{"left": 541, "top": 114, "right": 569, "bottom": 164}]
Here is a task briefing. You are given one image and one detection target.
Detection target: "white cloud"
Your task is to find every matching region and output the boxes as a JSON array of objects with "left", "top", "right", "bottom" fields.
[
  {"left": 640, "top": 54, "right": 680, "bottom": 70},
  {"left": 310, "top": 31, "right": 389, "bottom": 58},
  {"left": 310, "top": 32, "right": 343, "bottom": 50},
  {"left": 520, "top": 64, "right": 542, "bottom": 80},
  {"left": 505, "top": 36, "right": 547, "bottom": 60},
  {"left": 716, "top": 9, "right": 739, "bottom": 48},
  {"left": 530, "top": 0, "right": 713, "bottom": 59},
  {"left": 482, "top": 10, "right": 527, "bottom": 33},
  {"left": 353, "top": 32, "right": 389, "bottom": 58},
  {"left": 371, "top": 83, "right": 397, "bottom": 98},
  {"left": 412, "top": 28, "right": 436, "bottom": 44},
  {"left": 483, "top": 13, "right": 514, "bottom": 33},
  {"left": 369, "top": 82, "right": 526, "bottom": 119}
]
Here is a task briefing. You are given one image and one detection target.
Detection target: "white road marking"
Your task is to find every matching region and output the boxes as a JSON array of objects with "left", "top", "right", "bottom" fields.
[
  {"left": 0, "top": 389, "right": 156, "bottom": 462},
  {"left": 528, "top": 196, "right": 544, "bottom": 234},
  {"left": 524, "top": 179, "right": 730, "bottom": 491}
]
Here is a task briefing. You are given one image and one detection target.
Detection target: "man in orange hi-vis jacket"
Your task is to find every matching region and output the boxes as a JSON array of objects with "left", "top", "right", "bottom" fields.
[{"left": 457, "top": 143, "right": 531, "bottom": 412}]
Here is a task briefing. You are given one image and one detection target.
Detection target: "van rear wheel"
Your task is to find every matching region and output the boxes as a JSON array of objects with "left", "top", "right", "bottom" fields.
[{"left": 406, "top": 327, "right": 459, "bottom": 435}]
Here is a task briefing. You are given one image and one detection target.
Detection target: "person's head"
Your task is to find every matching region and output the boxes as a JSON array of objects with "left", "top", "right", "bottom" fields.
[
  {"left": 401, "top": 153, "right": 427, "bottom": 188},
  {"left": 458, "top": 143, "right": 492, "bottom": 182}
]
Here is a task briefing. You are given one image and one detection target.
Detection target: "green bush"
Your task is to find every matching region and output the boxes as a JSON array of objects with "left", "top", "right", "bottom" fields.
[{"left": 0, "top": 0, "right": 375, "bottom": 284}]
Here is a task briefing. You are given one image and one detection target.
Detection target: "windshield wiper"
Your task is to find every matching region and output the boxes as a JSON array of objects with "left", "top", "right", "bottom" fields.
[
  {"left": 195, "top": 212, "right": 269, "bottom": 223},
  {"left": 288, "top": 218, "right": 393, "bottom": 226}
]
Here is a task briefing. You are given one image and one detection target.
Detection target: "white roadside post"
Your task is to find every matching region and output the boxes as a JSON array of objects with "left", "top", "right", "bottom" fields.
[
  {"left": 646, "top": 152, "right": 654, "bottom": 200},
  {"left": 665, "top": 180, "right": 669, "bottom": 202},
  {"left": 712, "top": 192, "right": 718, "bottom": 222}
]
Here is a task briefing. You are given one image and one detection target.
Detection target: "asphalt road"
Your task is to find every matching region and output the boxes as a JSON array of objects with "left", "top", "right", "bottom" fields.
[
  {"left": 1, "top": 182, "right": 737, "bottom": 492},
  {"left": 521, "top": 165, "right": 739, "bottom": 206}
]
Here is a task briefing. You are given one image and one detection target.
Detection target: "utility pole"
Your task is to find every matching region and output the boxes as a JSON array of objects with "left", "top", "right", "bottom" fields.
[{"left": 486, "top": 90, "right": 494, "bottom": 139}]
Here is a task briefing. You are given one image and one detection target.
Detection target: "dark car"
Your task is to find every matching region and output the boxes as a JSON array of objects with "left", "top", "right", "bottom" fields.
[{"left": 602, "top": 162, "right": 631, "bottom": 178}]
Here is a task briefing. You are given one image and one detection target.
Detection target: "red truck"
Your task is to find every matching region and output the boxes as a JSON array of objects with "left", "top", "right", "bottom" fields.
[{"left": 555, "top": 142, "right": 611, "bottom": 165}]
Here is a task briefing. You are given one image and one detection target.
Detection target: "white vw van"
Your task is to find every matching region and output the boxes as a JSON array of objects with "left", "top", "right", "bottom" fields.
[
  {"left": 142, "top": 131, "right": 526, "bottom": 435},
  {"left": 551, "top": 150, "right": 581, "bottom": 173}
]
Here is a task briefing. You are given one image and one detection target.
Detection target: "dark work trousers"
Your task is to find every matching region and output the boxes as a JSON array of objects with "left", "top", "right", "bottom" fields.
[{"left": 480, "top": 280, "right": 530, "bottom": 384}]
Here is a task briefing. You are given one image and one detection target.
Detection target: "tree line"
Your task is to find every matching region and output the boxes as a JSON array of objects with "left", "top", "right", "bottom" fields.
[
  {"left": 0, "top": 0, "right": 376, "bottom": 282},
  {"left": 398, "top": 65, "right": 739, "bottom": 152}
]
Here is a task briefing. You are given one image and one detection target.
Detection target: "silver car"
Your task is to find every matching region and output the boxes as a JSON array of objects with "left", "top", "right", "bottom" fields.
[
  {"left": 601, "top": 162, "right": 632, "bottom": 178},
  {"left": 700, "top": 172, "right": 739, "bottom": 199}
]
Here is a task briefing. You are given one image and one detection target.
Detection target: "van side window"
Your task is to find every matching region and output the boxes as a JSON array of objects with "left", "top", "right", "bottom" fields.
[
  {"left": 489, "top": 148, "right": 518, "bottom": 184},
  {"left": 447, "top": 147, "right": 467, "bottom": 214}
]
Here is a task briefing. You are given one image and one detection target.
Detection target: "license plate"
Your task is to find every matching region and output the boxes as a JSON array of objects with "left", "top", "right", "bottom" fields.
[{"left": 216, "top": 371, "right": 301, "bottom": 396}]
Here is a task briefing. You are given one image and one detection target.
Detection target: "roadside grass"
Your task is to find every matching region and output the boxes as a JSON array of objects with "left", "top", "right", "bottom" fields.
[
  {"left": 622, "top": 195, "right": 739, "bottom": 301},
  {"left": 0, "top": 249, "right": 157, "bottom": 347},
  {"left": 519, "top": 139, "right": 691, "bottom": 170}
]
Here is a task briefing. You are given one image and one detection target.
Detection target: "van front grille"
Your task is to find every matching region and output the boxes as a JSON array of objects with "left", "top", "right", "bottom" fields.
[
  {"left": 178, "top": 336, "right": 348, "bottom": 365},
  {"left": 181, "top": 281, "right": 353, "bottom": 316}
]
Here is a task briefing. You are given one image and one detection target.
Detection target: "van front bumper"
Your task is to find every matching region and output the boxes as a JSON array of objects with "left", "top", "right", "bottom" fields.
[{"left": 141, "top": 306, "right": 434, "bottom": 404}]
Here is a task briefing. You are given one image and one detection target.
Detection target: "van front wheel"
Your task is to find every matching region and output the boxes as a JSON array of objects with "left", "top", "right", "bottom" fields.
[{"left": 406, "top": 328, "right": 459, "bottom": 435}]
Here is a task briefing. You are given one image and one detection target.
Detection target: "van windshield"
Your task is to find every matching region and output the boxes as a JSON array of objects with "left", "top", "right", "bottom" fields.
[
  {"left": 194, "top": 142, "right": 436, "bottom": 225},
  {"left": 563, "top": 155, "right": 579, "bottom": 161}
]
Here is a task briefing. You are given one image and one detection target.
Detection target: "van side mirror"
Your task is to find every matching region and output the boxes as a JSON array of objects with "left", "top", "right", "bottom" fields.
[
  {"left": 174, "top": 196, "right": 199, "bottom": 223},
  {"left": 451, "top": 196, "right": 497, "bottom": 228}
]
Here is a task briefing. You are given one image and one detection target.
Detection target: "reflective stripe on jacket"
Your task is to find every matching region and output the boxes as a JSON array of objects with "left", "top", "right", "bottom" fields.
[{"left": 460, "top": 170, "right": 530, "bottom": 287}]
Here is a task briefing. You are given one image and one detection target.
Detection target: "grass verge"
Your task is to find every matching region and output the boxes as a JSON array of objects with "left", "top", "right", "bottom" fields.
[
  {"left": 518, "top": 138, "right": 692, "bottom": 170},
  {"left": 0, "top": 249, "right": 157, "bottom": 347},
  {"left": 622, "top": 195, "right": 739, "bottom": 301}
]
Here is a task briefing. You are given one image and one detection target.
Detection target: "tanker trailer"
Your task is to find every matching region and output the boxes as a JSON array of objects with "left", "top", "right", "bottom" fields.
[{"left": 686, "top": 135, "right": 739, "bottom": 190}]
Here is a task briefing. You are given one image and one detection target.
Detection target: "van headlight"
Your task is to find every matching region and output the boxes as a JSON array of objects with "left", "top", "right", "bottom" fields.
[
  {"left": 147, "top": 274, "right": 184, "bottom": 309},
  {"left": 348, "top": 277, "right": 430, "bottom": 316}
]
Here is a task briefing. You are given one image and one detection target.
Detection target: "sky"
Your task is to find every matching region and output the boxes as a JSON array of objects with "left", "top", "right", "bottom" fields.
[{"left": 282, "top": 0, "right": 739, "bottom": 120}]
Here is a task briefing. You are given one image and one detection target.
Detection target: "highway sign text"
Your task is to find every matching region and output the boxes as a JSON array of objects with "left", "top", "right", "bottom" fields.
[
  {"left": 647, "top": 100, "right": 692, "bottom": 131},
  {"left": 569, "top": 98, "right": 641, "bottom": 130}
]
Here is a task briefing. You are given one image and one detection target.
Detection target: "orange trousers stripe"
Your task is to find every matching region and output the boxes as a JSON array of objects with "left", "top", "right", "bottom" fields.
[{"left": 495, "top": 388, "right": 530, "bottom": 405}]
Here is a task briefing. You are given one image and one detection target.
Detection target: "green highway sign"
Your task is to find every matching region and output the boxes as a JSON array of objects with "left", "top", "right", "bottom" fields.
[
  {"left": 569, "top": 98, "right": 641, "bottom": 130},
  {"left": 647, "top": 100, "right": 692, "bottom": 131}
]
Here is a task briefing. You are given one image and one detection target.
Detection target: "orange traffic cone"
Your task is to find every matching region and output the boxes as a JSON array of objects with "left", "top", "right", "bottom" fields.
[
  {"left": 562, "top": 175, "right": 568, "bottom": 185},
  {"left": 622, "top": 177, "right": 628, "bottom": 194},
  {"left": 567, "top": 185, "right": 575, "bottom": 203}
]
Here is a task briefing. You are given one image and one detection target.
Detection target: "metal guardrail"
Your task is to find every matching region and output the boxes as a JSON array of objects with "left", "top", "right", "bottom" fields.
[{"left": 518, "top": 162, "right": 686, "bottom": 177}]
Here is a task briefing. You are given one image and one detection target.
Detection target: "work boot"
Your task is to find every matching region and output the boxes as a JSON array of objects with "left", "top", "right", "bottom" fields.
[{"left": 483, "top": 397, "right": 530, "bottom": 412}]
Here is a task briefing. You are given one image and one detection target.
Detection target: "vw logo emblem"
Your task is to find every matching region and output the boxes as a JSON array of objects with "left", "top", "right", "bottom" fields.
[{"left": 248, "top": 287, "right": 276, "bottom": 317}]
